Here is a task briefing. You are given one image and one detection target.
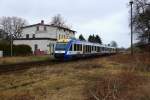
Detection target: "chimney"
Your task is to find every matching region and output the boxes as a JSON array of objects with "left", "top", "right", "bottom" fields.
[{"left": 41, "top": 20, "right": 44, "bottom": 24}]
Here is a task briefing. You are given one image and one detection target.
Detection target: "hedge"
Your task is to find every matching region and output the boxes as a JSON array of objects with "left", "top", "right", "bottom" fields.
[{"left": 0, "top": 43, "right": 32, "bottom": 56}]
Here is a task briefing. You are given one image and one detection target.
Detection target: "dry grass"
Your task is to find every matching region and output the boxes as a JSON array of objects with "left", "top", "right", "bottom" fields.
[
  {"left": 0, "top": 55, "right": 51, "bottom": 65},
  {"left": 84, "top": 70, "right": 150, "bottom": 100},
  {"left": 108, "top": 53, "right": 150, "bottom": 72},
  {"left": 0, "top": 53, "right": 149, "bottom": 100}
]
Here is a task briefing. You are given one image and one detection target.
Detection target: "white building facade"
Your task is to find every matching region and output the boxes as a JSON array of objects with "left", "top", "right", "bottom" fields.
[{"left": 13, "top": 20, "right": 76, "bottom": 55}]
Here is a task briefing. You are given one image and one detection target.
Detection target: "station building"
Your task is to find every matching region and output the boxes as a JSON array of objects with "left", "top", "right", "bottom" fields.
[{"left": 13, "top": 20, "right": 76, "bottom": 55}]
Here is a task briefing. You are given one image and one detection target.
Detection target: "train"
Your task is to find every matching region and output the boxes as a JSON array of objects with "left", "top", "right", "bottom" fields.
[{"left": 54, "top": 39, "right": 117, "bottom": 60}]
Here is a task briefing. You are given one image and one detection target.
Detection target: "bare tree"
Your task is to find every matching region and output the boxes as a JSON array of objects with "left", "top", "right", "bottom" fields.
[
  {"left": 132, "top": 0, "right": 150, "bottom": 44},
  {"left": 50, "top": 14, "right": 71, "bottom": 29},
  {"left": 110, "top": 41, "right": 118, "bottom": 48},
  {"left": 0, "top": 16, "right": 28, "bottom": 38}
]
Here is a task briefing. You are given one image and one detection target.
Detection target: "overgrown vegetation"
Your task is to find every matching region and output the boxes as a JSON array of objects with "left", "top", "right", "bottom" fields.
[
  {"left": 84, "top": 71, "right": 149, "bottom": 100},
  {"left": 13, "top": 45, "right": 32, "bottom": 56},
  {"left": 0, "top": 53, "right": 149, "bottom": 100},
  {"left": 132, "top": 0, "right": 150, "bottom": 44},
  {"left": 0, "top": 43, "right": 32, "bottom": 56}
]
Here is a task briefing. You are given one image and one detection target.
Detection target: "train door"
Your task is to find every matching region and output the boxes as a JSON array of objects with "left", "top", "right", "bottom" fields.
[
  {"left": 83, "top": 45, "right": 86, "bottom": 54},
  {"left": 48, "top": 43, "right": 55, "bottom": 55}
]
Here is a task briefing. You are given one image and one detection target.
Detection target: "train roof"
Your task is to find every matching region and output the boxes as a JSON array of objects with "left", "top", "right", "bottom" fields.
[
  {"left": 57, "top": 39, "right": 116, "bottom": 49},
  {"left": 70, "top": 39, "right": 116, "bottom": 48}
]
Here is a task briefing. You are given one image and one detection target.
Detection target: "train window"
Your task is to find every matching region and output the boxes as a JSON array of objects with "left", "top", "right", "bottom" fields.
[
  {"left": 97, "top": 47, "right": 100, "bottom": 52},
  {"left": 96, "top": 46, "right": 97, "bottom": 52},
  {"left": 86, "top": 46, "right": 87, "bottom": 52},
  {"left": 97, "top": 47, "right": 99, "bottom": 52},
  {"left": 102, "top": 47, "right": 104, "bottom": 51},
  {"left": 78, "top": 44, "right": 79, "bottom": 51},
  {"left": 79, "top": 44, "right": 82, "bottom": 51},
  {"left": 83, "top": 45, "right": 85, "bottom": 52},
  {"left": 89, "top": 45, "right": 90, "bottom": 52},
  {"left": 74, "top": 44, "right": 82, "bottom": 51},
  {"left": 76, "top": 44, "right": 79, "bottom": 51},
  {"left": 78, "top": 44, "right": 80, "bottom": 51},
  {"left": 99, "top": 47, "right": 101, "bottom": 52},
  {"left": 84, "top": 45, "right": 86, "bottom": 52},
  {"left": 92, "top": 46, "right": 94, "bottom": 51},
  {"left": 86, "top": 45, "right": 88, "bottom": 52},
  {"left": 55, "top": 43, "right": 67, "bottom": 50},
  {"left": 74, "top": 44, "right": 77, "bottom": 51}
]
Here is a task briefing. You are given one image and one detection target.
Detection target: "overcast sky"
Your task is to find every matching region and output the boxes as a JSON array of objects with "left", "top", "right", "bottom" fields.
[{"left": 0, "top": 0, "right": 131, "bottom": 48}]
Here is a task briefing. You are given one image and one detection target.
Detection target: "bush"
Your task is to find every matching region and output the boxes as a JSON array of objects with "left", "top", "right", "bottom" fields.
[
  {"left": 0, "top": 43, "right": 11, "bottom": 56},
  {"left": 13, "top": 45, "right": 32, "bottom": 56},
  {"left": 0, "top": 43, "right": 32, "bottom": 56}
]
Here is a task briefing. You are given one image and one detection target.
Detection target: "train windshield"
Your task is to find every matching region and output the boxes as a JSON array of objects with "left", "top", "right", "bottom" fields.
[{"left": 55, "top": 43, "right": 67, "bottom": 50}]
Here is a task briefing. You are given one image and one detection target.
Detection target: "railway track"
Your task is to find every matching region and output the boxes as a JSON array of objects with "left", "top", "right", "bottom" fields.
[
  {"left": 0, "top": 55, "right": 112, "bottom": 74},
  {"left": 0, "top": 58, "right": 86, "bottom": 74},
  {"left": 0, "top": 59, "right": 62, "bottom": 74}
]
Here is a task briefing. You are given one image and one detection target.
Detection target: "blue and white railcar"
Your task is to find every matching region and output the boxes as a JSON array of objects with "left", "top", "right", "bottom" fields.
[{"left": 54, "top": 39, "right": 116, "bottom": 60}]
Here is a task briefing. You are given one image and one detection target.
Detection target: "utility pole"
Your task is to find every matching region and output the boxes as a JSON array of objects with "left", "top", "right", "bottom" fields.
[
  {"left": 145, "top": 4, "right": 150, "bottom": 44},
  {"left": 130, "top": 0, "right": 133, "bottom": 55},
  {"left": 10, "top": 32, "right": 13, "bottom": 57}
]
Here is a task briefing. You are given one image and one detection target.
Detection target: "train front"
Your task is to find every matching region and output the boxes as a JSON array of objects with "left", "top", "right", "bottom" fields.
[
  {"left": 54, "top": 42, "right": 67, "bottom": 59},
  {"left": 54, "top": 39, "right": 71, "bottom": 59}
]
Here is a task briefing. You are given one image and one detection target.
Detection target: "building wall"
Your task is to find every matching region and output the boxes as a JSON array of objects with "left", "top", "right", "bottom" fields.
[
  {"left": 21, "top": 25, "right": 75, "bottom": 40},
  {"left": 13, "top": 40, "right": 56, "bottom": 54}
]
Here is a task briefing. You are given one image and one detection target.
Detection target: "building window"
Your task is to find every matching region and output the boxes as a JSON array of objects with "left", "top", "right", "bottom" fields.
[
  {"left": 37, "top": 26, "right": 39, "bottom": 31},
  {"left": 26, "top": 34, "right": 29, "bottom": 38},
  {"left": 34, "top": 44, "right": 38, "bottom": 51},
  {"left": 33, "top": 34, "right": 35, "bottom": 38},
  {"left": 59, "top": 34, "right": 61, "bottom": 39},
  {"left": 64, "top": 35, "right": 65, "bottom": 39},
  {"left": 44, "top": 26, "right": 47, "bottom": 31}
]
